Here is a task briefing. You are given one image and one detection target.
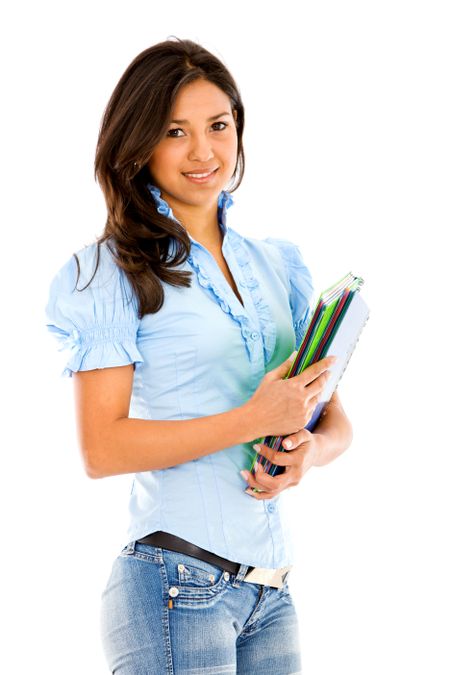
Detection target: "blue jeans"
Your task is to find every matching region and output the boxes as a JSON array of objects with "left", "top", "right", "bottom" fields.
[{"left": 100, "top": 539, "right": 302, "bottom": 674}]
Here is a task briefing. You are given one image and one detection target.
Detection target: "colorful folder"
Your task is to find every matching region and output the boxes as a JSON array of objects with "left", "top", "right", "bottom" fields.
[{"left": 250, "top": 272, "right": 370, "bottom": 478}]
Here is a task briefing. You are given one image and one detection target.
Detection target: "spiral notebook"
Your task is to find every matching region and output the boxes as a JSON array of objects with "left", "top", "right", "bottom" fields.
[{"left": 250, "top": 272, "right": 370, "bottom": 477}]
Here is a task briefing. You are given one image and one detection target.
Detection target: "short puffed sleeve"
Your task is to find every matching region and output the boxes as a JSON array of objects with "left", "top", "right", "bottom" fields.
[
  {"left": 45, "top": 241, "right": 144, "bottom": 378},
  {"left": 264, "top": 237, "right": 315, "bottom": 349}
]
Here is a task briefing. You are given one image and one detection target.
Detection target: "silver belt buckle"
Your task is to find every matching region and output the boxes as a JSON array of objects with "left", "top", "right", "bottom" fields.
[{"left": 242, "top": 564, "right": 292, "bottom": 589}]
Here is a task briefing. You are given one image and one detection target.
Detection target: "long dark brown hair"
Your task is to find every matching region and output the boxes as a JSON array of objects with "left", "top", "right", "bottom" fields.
[{"left": 75, "top": 37, "right": 245, "bottom": 318}]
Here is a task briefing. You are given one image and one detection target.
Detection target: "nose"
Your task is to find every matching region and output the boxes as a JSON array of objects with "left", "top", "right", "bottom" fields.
[{"left": 187, "top": 132, "right": 214, "bottom": 163}]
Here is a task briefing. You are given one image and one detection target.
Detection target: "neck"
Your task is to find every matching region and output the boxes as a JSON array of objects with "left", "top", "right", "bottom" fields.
[{"left": 163, "top": 192, "right": 224, "bottom": 249}]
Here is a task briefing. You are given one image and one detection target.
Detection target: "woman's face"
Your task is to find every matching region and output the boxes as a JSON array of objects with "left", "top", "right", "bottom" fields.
[{"left": 148, "top": 78, "right": 238, "bottom": 211}]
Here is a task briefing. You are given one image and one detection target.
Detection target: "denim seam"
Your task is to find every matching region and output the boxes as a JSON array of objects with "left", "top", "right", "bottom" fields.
[
  {"left": 238, "top": 585, "right": 267, "bottom": 637},
  {"left": 159, "top": 557, "right": 175, "bottom": 675},
  {"left": 123, "top": 540, "right": 165, "bottom": 563},
  {"left": 232, "top": 563, "right": 252, "bottom": 588}
]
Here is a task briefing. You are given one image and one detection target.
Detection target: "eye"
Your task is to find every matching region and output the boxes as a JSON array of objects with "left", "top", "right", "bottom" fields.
[
  {"left": 167, "top": 128, "right": 185, "bottom": 138},
  {"left": 212, "top": 121, "right": 228, "bottom": 131},
  {"left": 166, "top": 121, "right": 228, "bottom": 138}
]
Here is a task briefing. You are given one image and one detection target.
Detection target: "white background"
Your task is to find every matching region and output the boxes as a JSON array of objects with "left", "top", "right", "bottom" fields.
[{"left": 1, "top": 1, "right": 449, "bottom": 673}]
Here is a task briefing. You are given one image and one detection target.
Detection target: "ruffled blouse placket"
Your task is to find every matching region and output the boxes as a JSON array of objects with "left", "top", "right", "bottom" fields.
[
  {"left": 226, "top": 232, "right": 278, "bottom": 367},
  {"left": 146, "top": 183, "right": 277, "bottom": 366}
]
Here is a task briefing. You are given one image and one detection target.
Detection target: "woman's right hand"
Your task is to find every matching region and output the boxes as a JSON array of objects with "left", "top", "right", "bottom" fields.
[{"left": 244, "top": 352, "right": 337, "bottom": 438}]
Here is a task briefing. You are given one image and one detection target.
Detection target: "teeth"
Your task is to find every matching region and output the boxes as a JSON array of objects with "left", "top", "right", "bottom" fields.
[{"left": 184, "top": 170, "right": 215, "bottom": 178}]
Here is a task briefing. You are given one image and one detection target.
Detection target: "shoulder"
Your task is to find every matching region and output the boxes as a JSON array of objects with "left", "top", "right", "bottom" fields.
[
  {"left": 259, "top": 236, "right": 309, "bottom": 269},
  {"left": 229, "top": 227, "right": 314, "bottom": 317},
  {"left": 229, "top": 228, "right": 312, "bottom": 281},
  {"left": 48, "top": 238, "right": 135, "bottom": 305},
  {"left": 45, "top": 238, "right": 142, "bottom": 378}
]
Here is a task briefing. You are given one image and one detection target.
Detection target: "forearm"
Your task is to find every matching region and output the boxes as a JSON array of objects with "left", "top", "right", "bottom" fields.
[
  {"left": 311, "top": 391, "right": 353, "bottom": 466},
  {"left": 90, "top": 403, "right": 256, "bottom": 478}
]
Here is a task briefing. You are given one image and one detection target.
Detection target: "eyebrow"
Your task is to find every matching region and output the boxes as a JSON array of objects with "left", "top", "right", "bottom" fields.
[{"left": 169, "top": 112, "right": 231, "bottom": 124}]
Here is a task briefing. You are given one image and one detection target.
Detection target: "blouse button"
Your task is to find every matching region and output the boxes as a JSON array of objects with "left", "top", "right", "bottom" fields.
[
  {"left": 250, "top": 332, "right": 259, "bottom": 340},
  {"left": 169, "top": 587, "right": 179, "bottom": 597},
  {"left": 178, "top": 564, "right": 185, "bottom": 572}
]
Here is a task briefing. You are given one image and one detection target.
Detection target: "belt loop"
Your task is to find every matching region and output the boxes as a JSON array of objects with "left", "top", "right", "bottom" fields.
[
  {"left": 232, "top": 563, "right": 250, "bottom": 588},
  {"left": 124, "top": 539, "right": 137, "bottom": 554}
]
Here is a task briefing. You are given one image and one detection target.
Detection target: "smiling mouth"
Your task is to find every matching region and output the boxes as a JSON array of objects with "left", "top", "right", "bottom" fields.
[{"left": 182, "top": 168, "right": 219, "bottom": 179}]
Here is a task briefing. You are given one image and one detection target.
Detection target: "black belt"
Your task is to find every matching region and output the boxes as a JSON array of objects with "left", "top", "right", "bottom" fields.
[{"left": 136, "top": 531, "right": 254, "bottom": 577}]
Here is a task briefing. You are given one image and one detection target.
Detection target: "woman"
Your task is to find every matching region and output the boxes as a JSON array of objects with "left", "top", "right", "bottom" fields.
[{"left": 45, "top": 37, "right": 353, "bottom": 674}]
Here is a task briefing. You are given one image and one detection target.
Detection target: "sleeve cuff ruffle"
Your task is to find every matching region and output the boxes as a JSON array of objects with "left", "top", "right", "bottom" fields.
[{"left": 47, "top": 324, "right": 144, "bottom": 378}]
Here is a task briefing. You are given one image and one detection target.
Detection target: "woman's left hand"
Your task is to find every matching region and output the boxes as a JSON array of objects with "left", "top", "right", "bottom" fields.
[{"left": 241, "top": 429, "right": 324, "bottom": 500}]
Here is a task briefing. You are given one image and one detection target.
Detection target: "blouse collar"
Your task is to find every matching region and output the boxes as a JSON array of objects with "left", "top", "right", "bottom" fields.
[{"left": 146, "top": 182, "right": 234, "bottom": 246}]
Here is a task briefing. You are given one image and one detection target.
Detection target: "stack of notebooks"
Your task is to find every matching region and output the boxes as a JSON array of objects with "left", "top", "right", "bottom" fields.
[{"left": 250, "top": 272, "right": 370, "bottom": 477}]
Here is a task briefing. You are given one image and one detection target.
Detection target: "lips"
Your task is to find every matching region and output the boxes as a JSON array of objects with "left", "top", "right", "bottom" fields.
[
  {"left": 182, "top": 167, "right": 220, "bottom": 184},
  {"left": 182, "top": 168, "right": 218, "bottom": 178}
]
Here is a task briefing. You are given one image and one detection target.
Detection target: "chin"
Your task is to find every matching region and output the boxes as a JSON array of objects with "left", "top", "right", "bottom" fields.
[{"left": 178, "top": 180, "right": 226, "bottom": 199}]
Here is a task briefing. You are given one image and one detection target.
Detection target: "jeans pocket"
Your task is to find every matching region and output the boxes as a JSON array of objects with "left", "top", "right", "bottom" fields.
[
  {"left": 178, "top": 558, "right": 223, "bottom": 588},
  {"left": 118, "top": 541, "right": 162, "bottom": 563},
  {"left": 162, "top": 549, "right": 230, "bottom": 606}
]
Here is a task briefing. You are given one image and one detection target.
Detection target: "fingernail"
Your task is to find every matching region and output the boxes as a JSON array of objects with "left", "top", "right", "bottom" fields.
[
  {"left": 253, "top": 444, "right": 260, "bottom": 452},
  {"left": 284, "top": 440, "right": 293, "bottom": 449},
  {"left": 240, "top": 470, "right": 249, "bottom": 480},
  {"left": 254, "top": 462, "right": 260, "bottom": 472}
]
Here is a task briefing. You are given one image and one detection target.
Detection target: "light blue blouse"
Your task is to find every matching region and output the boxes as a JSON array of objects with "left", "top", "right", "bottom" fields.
[{"left": 45, "top": 183, "right": 314, "bottom": 568}]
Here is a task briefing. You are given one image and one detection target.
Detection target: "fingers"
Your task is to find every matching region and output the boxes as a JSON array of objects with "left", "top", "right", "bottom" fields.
[
  {"left": 243, "top": 461, "right": 286, "bottom": 496},
  {"left": 245, "top": 487, "right": 280, "bottom": 500},
  {"left": 252, "top": 444, "right": 292, "bottom": 467},
  {"left": 252, "top": 437, "right": 309, "bottom": 467},
  {"left": 265, "top": 350, "right": 297, "bottom": 381},
  {"left": 241, "top": 438, "right": 310, "bottom": 498},
  {"left": 304, "top": 369, "right": 332, "bottom": 400},
  {"left": 280, "top": 428, "right": 312, "bottom": 450},
  {"left": 307, "top": 394, "right": 321, "bottom": 417},
  {"left": 296, "top": 356, "right": 336, "bottom": 387}
]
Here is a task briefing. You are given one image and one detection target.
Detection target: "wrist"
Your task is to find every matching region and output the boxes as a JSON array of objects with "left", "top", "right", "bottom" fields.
[{"left": 237, "top": 399, "right": 261, "bottom": 443}]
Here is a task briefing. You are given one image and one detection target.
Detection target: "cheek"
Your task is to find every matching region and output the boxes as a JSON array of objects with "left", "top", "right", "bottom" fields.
[
  {"left": 225, "top": 132, "right": 238, "bottom": 153},
  {"left": 218, "top": 136, "right": 238, "bottom": 170},
  {"left": 149, "top": 144, "right": 182, "bottom": 176},
  {"left": 230, "top": 137, "right": 239, "bottom": 167}
]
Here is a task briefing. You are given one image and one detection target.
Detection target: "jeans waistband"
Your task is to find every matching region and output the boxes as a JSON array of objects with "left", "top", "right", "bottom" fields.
[{"left": 136, "top": 531, "right": 253, "bottom": 577}]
